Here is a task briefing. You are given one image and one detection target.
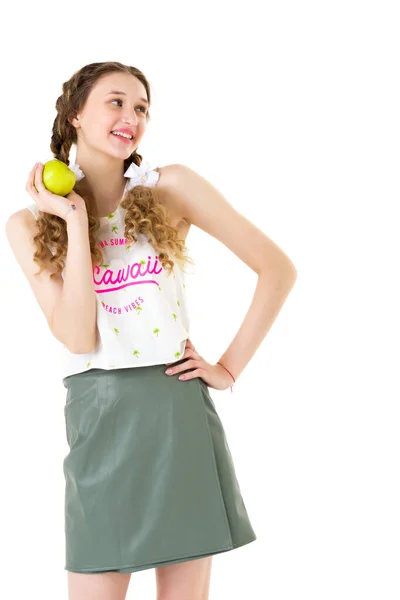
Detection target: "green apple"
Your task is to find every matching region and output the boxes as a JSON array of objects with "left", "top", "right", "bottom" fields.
[{"left": 42, "top": 159, "right": 76, "bottom": 196}]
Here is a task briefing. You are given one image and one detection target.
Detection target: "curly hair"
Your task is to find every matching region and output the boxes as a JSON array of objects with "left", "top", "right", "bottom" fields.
[{"left": 32, "top": 61, "right": 195, "bottom": 280}]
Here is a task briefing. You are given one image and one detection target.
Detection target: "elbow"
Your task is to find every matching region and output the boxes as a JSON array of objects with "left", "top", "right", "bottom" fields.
[
  {"left": 48, "top": 311, "right": 97, "bottom": 354},
  {"left": 49, "top": 323, "right": 96, "bottom": 354},
  {"left": 67, "top": 344, "right": 96, "bottom": 355},
  {"left": 67, "top": 337, "right": 97, "bottom": 355},
  {"left": 288, "top": 265, "right": 298, "bottom": 283},
  {"left": 261, "top": 258, "right": 298, "bottom": 283},
  {"left": 282, "top": 255, "right": 298, "bottom": 281},
  {"left": 59, "top": 332, "right": 97, "bottom": 355},
  {"left": 282, "top": 265, "right": 298, "bottom": 290},
  {"left": 279, "top": 255, "right": 298, "bottom": 283},
  {"left": 258, "top": 259, "right": 298, "bottom": 297},
  {"left": 258, "top": 246, "right": 298, "bottom": 281}
]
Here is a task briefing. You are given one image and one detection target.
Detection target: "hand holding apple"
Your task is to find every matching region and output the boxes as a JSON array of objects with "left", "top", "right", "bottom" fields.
[{"left": 26, "top": 162, "right": 87, "bottom": 221}]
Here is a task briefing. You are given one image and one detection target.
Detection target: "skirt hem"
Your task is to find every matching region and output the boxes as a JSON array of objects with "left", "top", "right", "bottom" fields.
[{"left": 64, "top": 533, "right": 257, "bottom": 574}]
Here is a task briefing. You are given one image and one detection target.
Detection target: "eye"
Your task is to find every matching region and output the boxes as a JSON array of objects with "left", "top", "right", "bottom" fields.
[{"left": 111, "top": 99, "right": 147, "bottom": 113}]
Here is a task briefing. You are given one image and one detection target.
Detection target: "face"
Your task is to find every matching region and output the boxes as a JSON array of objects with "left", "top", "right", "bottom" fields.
[{"left": 70, "top": 71, "right": 149, "bottom": 160}]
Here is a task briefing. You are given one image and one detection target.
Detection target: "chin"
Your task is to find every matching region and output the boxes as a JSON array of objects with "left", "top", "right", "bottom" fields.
[{"left": 109, "top": 133, "right": 138, "bottom": 154}]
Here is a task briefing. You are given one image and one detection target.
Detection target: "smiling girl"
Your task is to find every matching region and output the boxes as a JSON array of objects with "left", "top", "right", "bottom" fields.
[{"left": 5, "top": 61, "right": 297, "bottom": 600}]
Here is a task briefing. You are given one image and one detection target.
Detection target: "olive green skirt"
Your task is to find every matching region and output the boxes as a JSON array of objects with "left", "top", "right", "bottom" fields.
[{"left": 62, "top": 360, "right": 257, "bottom": 573}]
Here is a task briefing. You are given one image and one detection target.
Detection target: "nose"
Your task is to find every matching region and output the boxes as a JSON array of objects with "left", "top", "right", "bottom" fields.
[{"left": 122, "top": 107, "right": 140, "bottom": 126}]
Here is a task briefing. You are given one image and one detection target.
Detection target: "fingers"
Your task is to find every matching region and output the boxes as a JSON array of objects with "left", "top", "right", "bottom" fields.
[
  {"left": 26, "top": 163, "right": 38, "bottom": 195},
  {"left": 26, "top": 163, "right": 43, "bottom": 197},
  {"left": 165, "top": 342, "right": 198, "bottom": 366},
  {"left": 34, "top": 162, "right": 44, "bottom": 193},
  {"left": 181, "top": 348, "right": 200, "bottom": 362}
]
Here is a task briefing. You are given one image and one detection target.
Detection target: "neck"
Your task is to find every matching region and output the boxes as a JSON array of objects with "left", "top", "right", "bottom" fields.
[{"left": 74, "top": 154, "right": 128, "bottom": 218}]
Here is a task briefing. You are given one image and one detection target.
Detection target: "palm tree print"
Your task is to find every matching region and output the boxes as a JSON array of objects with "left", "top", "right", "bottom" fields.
[
  {"left": 153, "top": 328, "right": 160, "bottom": 337},
  {"left": 174, "top": 351, "right": 181, "bottom": 358},
  {"left": 101, "top": 264, "right": 110, "bottom": 269},
  {"left": 111, "top": 225, "right": 118, "bottom": 234},
  {"left": 107, "top": 213, "right": 115, "bottom": 220},
  {"left": 86, "top": 362, "right": 91, "bottom": 368},
  {"left": 172, "top": 313, "right": 177, "bottom": 322},
  {"left": 158, "top": 286, "right": 162, "bottom": 291},
  {"left": 177, "top": 300, "right": 181, "bottom": 307},
  {"left": 133, "top": 350, "right": 140, "bottom": 358},
  {"left": 135, "top": 306, "right": 142, "bottom": 314},
  {"left": 114, "top": 328, "right": 119, "bottom": 335}
]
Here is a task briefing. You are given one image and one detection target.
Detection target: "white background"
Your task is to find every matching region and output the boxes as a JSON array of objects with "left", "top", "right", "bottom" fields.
[{"left": 1, "top": 1, "right": 399, "bottom": 598}]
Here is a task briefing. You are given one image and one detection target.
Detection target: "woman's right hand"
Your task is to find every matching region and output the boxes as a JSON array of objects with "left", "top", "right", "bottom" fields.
[{"left": 26, "top": 162, "right": 88, "bottom": 221}]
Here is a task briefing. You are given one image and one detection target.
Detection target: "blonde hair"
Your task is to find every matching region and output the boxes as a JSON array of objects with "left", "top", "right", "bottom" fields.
[{"left": 32, "top": 61, "right": 195, "bottom": 279}]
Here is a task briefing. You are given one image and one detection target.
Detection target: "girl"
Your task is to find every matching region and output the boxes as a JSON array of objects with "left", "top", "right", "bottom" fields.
[{"left": 6, "top": 61, "right": 297, "bottom": 600}]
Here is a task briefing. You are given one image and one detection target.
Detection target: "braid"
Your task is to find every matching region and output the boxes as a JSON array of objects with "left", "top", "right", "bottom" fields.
[
  {"left": 50, "top": 117, "right": 73, "bottom": 165},
  {"left": 50, "top": 91, "right": 75, "bottom": 163}
]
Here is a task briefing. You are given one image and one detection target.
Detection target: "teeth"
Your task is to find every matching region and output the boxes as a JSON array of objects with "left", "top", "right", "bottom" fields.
[{"left": 112, "top": 131, "right": 133, "bottom": 139}]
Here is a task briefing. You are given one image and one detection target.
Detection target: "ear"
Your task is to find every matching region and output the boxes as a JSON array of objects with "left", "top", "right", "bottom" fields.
[{"left": 68, "top": 116, "right": 80, "bottom": 129}]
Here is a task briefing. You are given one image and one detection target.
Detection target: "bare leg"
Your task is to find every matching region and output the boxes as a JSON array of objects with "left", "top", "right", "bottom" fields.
[
  {"left": 155, "top": 556, "right": 213, "bottom": 600},
  {"left": 67, "top": 571, "right": 131, "bottom": 600},
  {"left": 201, "top": 557, "right": 213, "bottom": 599}
]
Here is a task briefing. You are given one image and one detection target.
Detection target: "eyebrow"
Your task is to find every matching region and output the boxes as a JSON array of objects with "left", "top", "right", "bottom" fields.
[{"left": 106, "top": 91, "right": 149, "bottom": 105}]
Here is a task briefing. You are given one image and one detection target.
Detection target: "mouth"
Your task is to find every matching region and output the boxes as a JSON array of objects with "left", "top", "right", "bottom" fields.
[{"left": 110, "top": 131, "right": 135, "bottom": 144}]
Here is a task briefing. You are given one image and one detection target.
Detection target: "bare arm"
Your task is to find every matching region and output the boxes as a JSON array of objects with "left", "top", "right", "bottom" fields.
[
  {"left": 163, "top": 164, "right": 298, "bottom": 383},
  {"left": 5, "top": 208, "right": 97, "bottom": 354},
  {"left": 50, "top": 209, "right": 97, "bottom": 353}
]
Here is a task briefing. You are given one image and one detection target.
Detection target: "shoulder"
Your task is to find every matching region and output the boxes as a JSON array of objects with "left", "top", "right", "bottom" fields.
[
  {"left": 154, "top": 164, "right": 190, "bottom": 226},
  {"left": 5, "top": 207, "right": 38, "bottom": 237},
  {"left": 155, "top": 163, "right": 185, "bottom": 187},
  {"left": 5, "top": 209, "right": 41, "bottom": 267},
  {"left": 153, "top": 163, "right": 215, "bottom": 228},
  {"left": 154, "top": 162, "right": 227, "bottom": 229},
  {"left": 5, "top": 208, "right": 59, "bottom": 275}
]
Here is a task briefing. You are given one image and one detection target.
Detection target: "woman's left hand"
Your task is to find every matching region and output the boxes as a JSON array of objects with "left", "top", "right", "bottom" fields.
[{"left": 165, "top": 338, "right": 234, "bottom": 391}]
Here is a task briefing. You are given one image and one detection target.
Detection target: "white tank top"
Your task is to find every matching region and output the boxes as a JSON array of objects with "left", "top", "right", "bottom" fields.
[{"left": 26, "top": 160, "right": 191, "bottom": 380}]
